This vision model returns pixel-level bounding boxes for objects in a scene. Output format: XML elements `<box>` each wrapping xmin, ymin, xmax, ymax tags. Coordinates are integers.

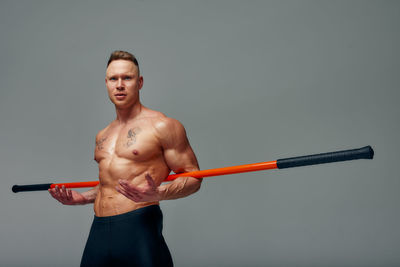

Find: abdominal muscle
<box><xmin>93</xmin><ymin>156</ymin><xmax>170</xmax><ymax>217</ymax></box>
<box><xmin>94</xmin><ymin>187</ymin><xmax>159</xmax><ymax>217</ymax></box>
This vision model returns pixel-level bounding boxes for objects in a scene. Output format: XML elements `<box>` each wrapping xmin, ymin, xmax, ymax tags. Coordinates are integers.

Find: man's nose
<box><xmin>116</xmin><ymin>78</ymin><xmax>124</xmax><ymax>89</ymax></box>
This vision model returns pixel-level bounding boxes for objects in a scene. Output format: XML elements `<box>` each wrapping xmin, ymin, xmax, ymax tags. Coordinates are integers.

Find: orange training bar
<box><xmin>12</xmin><ymin>146</ymin><xmax>374</xmax><ymax>193</ymax></box>
<box><xmin>49</xmin><ymin>160</ymin><xmax>277</xmax><ymax>188</ymax></box>
<box><xmin>164</xmin><ymin>160</ymin><xmax>277</xmax><ymax>181</ymax></box>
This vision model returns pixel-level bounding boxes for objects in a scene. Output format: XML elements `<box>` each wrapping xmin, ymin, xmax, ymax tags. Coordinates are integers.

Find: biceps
<box><xmin>164</xmin><ymin>146</ymin><xmax>199</xmax><ymax>173</ymax></box>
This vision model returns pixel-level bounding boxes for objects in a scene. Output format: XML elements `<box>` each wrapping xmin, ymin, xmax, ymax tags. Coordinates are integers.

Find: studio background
<box><xmin>1</xmin><ymin>1</ymin><xmax>399</xmax><ymax>266</ymax></box>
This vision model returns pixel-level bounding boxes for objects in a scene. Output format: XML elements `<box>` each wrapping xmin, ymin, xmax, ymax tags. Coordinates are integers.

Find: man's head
<box><xmin>105</xmin><ymin>51</ymin><xmax>143</xmax><ymax>109</ymax></box>
<box><xmin>107</xmin><ymin>50</ymin><xmax>140</xmax><ymax>75</ymax></box>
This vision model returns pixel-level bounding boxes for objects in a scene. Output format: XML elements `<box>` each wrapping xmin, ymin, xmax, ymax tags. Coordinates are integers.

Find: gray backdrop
<box><xmin>1</xmin><ymin>0</ymin><xmax>399</xmax><ymax>266</ymax></box>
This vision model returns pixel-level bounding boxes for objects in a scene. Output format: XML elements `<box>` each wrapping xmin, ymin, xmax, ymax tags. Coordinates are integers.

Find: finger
<box><xmin>67</xmin><ymin>189</ymin><xmax>73</xmax><ymax>201</ymax></box>
<box><xmin>49</xmin><ymin>189</ymin><xmax>61</xmax><ymax>200</ymax></box>
<box><xmin>118</xmin><ymin>189</ymin><xmax>141</xmax><ymax>202</ymax></box>
<box><xmin>118</xmin><ymin>180</ymin><xmax>132</xmax><ymax>190</ymax></box>
<box><xmin>145</xmin><ymin>173</ymin><xmax>156</xmax><ymax>188</ymax></box>
<box><xmin>61</xmin><ymin>186</ymin><xmax>68</xmax><ymax>199</ymax></box>
<box><xmin>118</xmin><ymin>180</ymin><xmax>132</xmax><ymax>192</ymax></box>
<box><xmin>118</xmin><ymin>180</ymin><xmax>143</xmax><ymax>194</ymax></box>
<box><xmin>118</xmin><ymin>179</ymin><xmax>126</xmax><ymax>184</ymax></box>
<box><xmin>117</xmin><ymin>180</ymin><xmax>129</xmax><ymax>190</ymax></box>
<box><xmin>116</xmin><ymin>185</ymin><xmax>141</xmax><ymax>201</ymax></box>
<box><xmin>122</xmin><ymin>186</ymin><xmax>142</xmax><ymax>202</ymax></box>
<box><xmin>116</xmin><ymin>185</ymin><xmax>129</xmax><ymax>195</ymax></box>
<box><xmin>55</xmin><ymin>186</ymin><xmax>61</xmax><ymax>197</ymax></box>
<box><xmin>59</xmin><ymin>186</ymin><xmax>67</xmax><ymax>201</ymax></box>
<box><xmin>48</xmin><ymin>189</ymin><xmax>57</xmax><ymax>198</ymax></box>
<box><xmin>49</xmin><ymin>187</ymin><xmax>65</xmax><ymax>203</ymax></box>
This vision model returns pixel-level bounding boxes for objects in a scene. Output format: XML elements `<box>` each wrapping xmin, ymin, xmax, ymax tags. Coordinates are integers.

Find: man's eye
<box><xmin>124</xmin><ymin>77</ymin><xmax>132</xmax><ymax>80</ymax></box>
<box><xmin>110</xmin><ymin>77</ymin><xmax>117</xmax><ymax>81</ymax></box>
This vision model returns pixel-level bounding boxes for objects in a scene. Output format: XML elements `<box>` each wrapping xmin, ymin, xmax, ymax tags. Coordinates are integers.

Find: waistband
<box><xmin>93</xmin><ymin>204</ymin><xmax>161</xmax><ymax>223</ymax></box>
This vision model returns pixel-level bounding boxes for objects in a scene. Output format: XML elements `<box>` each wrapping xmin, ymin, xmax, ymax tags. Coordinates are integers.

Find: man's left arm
<box><xmin>156</xmin><ymin>118</ymin><xmax>201</xmax><ymax>200</ymax></box>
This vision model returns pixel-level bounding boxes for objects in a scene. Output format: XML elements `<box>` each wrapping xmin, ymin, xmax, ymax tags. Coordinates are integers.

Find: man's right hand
<box><xmin>48</xmin><ymin>185</ymin><xmax>89</xmax><ymax>205</ymax></box>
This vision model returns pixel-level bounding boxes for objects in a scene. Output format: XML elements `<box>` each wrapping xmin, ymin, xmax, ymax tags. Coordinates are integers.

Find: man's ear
<box><xmin>138</xmin><ymin>76</ymin><xmax>144</xmax><ymax>90</ymax></box>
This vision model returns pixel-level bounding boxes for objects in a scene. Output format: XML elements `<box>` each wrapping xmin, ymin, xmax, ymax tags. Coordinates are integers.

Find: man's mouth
<box><xmin>115</xmin><ymin>93</ymin><xmax>127</xmax><ymax>100</ymax></box>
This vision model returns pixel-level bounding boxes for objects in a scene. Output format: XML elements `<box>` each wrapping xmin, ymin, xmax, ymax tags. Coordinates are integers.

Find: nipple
<box><xmin>132</xmin><ymin>149</ymin><xmax>139</xmax><ymax>155</ymax></box>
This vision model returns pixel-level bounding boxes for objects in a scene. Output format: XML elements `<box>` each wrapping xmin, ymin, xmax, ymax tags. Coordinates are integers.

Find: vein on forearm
<box><xmin>159</xmin><ymin>177</ymin><xmax>201</xmax><ymax>201</ymax></box>
<box><xmin>82</xmin><ymin>185</ymin><xmax>100</xmax><ymax>204</ymax></box>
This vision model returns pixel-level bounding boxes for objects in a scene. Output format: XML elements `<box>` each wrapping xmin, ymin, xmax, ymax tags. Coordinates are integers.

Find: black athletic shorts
<box><xmin>80</xmin><ymin>205</ymin><xmax>173</xmax><ymax>267</ymax></box>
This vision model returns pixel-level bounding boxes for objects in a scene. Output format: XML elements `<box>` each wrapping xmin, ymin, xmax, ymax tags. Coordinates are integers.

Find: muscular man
<box><xmin>48</xmin><ymin>51</ymin><xmax>202</xmax><ymax>266</ymax></box>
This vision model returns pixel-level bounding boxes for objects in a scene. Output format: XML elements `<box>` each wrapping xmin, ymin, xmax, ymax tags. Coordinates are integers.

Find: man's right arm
<box><xmin>49</xmin><ymin>185</ymin><xmax>99</xmax><ymax>205</ymax></box>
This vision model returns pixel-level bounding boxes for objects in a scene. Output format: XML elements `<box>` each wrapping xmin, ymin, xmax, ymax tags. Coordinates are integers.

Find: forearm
<box><xmin>158</xmin><ymin>177</ymin><xmax>202</xmax><ymax>201</ymax></box>
<box><xmin>80</xmin><ymin>185</ymin><xmax>100</xmax><ymax>204</ymax></box>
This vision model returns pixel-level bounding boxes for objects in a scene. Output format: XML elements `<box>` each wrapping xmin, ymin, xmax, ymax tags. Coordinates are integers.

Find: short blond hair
<box><xmin>107</xmin><ymin>50</ymin><xmax>140</xmax><ymax>73</ymax></box>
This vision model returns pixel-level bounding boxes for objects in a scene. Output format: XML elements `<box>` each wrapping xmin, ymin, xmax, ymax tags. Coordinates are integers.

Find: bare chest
<box><xmin>95</xmin><ymin>125</ymin><xmax>161</xmax><ymax>163</ymax></box>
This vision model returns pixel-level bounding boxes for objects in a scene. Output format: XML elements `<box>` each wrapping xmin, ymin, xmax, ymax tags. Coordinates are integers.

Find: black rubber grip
<box><xmin>276</xmin><ymin>146</ymin><xmax>374</xmax><ymax>169</ymax></box>
<box><xmin>12</xmin><ymin>183</ymin><xmax>52</xmax><ymax>193</ymax></box>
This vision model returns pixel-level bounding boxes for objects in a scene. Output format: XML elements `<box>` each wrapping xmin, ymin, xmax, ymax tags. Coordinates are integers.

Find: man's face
<box><xmin>105</xmin><ymin>60</ymin><xmax>143</xmax><ymax>109</ymax></box>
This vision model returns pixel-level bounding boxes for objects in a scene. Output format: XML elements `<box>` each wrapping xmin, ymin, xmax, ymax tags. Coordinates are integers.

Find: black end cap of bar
<box><xmin>364</xmin><ymin>145</ymin><xmax>374</xmax><ymax>159</ymax></box>
<box><xmin>11</xmin><ymin>183</ymin><xmax>52</xmax><ymax>193</ymax></box>
<box><xmin>276</xmin><ymin>145</ymin><xmax>374</xmax><ymax>169</ymax></box>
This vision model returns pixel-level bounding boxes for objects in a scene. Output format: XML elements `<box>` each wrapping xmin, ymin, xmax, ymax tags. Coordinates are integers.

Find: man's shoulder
<box><xmin>142</xmin><ymin>109</ymin><xmax>167</xmax><ymax>122</ymax></box>
<box><xmin>95</xmin><ymin>122</ymin><xmax>114</xmax><ymax>140</ymax></box>
<box><xmin>153</xmin><ymin>116</ymin><xmax>184</xmax><ymax>133</ymax></box>
<box><xmin>152</xmin><ymin>116</ymin><xmax>187</xmax><ymax>148</ymax></box>
<box><xmin>141</xmin><ymin>107</ymin><xmax>184</xmax><ymax>131</ymax></box>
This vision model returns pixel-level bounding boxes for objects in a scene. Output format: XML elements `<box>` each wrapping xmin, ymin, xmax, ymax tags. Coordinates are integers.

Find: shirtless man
<box><xmin>48</xmin><ymin>51</ymin><xmax>202</xmax><ymax>266</ymax></box>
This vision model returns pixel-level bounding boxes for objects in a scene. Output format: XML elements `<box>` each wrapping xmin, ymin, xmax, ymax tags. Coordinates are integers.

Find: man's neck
<box><xmin>115</xmin><ymin>102</ymin><xmax>143</xmax><ymax>124</ymax></box>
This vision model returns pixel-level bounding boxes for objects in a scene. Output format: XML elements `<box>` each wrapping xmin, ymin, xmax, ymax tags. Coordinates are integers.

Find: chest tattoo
<box><xmin>126</xmin><ymin>127</ymin><xmax>142</xmax><ymax>147</ymax></box>
<box><xmin>96</xmin><ymin>136</ymin><xmax>108</xmax><ymax>150</ymax></box>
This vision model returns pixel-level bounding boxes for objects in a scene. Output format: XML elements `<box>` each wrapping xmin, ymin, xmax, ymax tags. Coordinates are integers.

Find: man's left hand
<box><xmin>116</xmin><ymin>173</ymin><xmax>161</xmax><ymax>202</ymax></box>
